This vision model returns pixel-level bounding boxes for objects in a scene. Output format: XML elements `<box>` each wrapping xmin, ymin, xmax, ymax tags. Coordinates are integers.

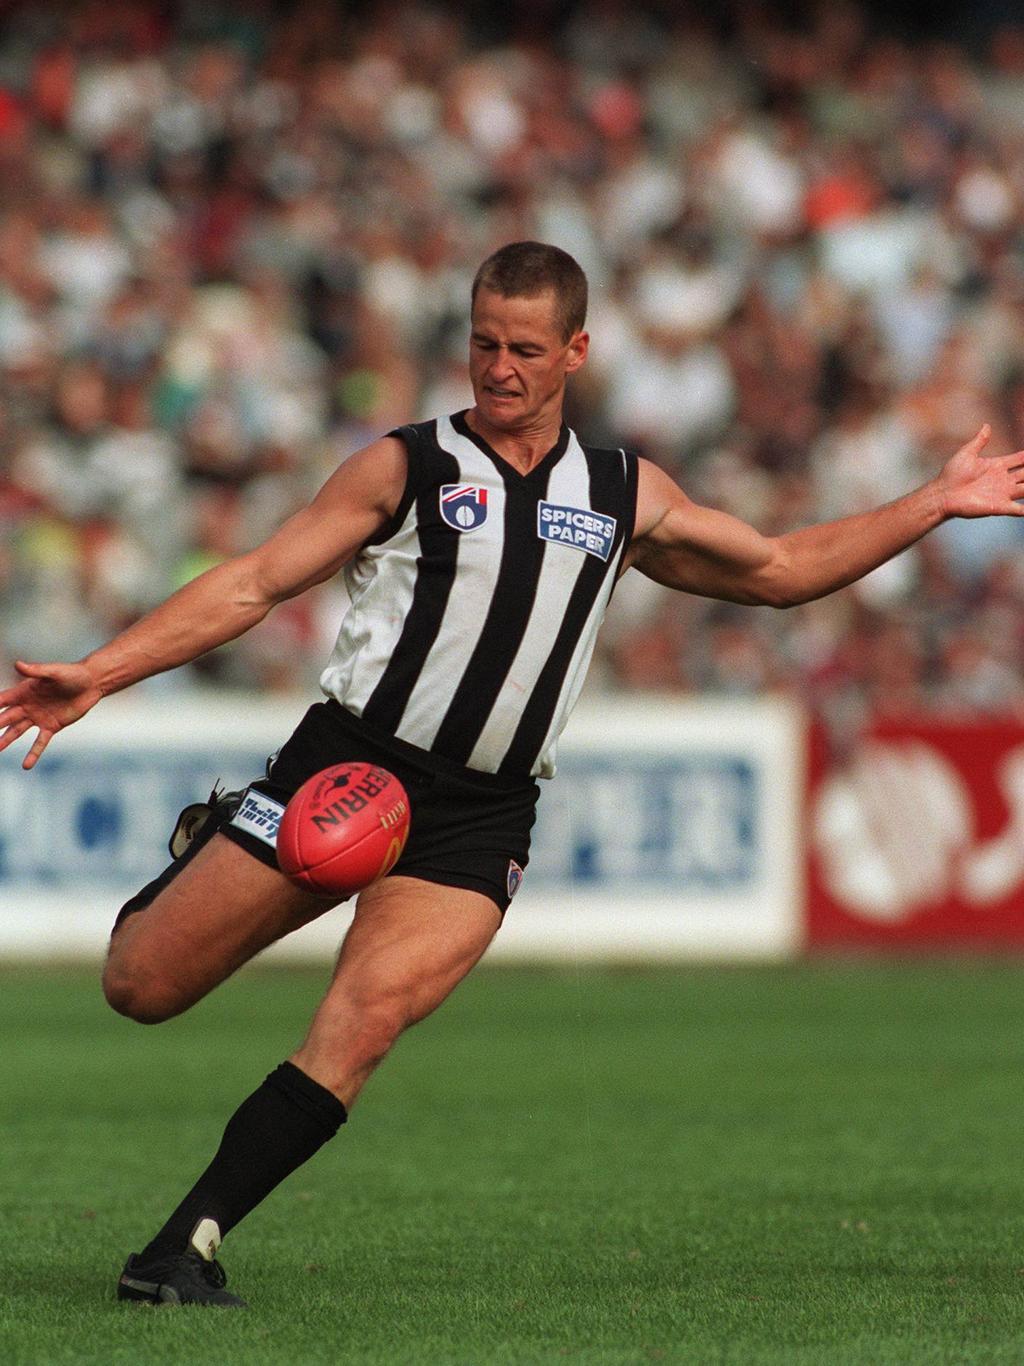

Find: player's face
<box><xmin>469</xmin><ymin>287</ymin><xmax>588</xmax><ymax>431</ymax></box>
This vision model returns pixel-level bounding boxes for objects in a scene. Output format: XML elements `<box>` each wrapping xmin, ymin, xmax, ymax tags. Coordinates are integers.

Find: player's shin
<box><xmin>133</xmin><ymin>1061</ymin><xmax>346</xmax><ymax>1264</ymax></box>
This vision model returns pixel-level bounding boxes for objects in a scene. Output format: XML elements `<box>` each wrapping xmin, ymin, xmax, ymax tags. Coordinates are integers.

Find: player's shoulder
<box><xmin>569</xmin><ymin>430</ymin><xmax>641</xmax><ymax>478</ymax></box>
<box><xmin>630</xmin><ymin>457</ymin><xmax>695</xmax><ymax>542</ymax></box>
<box><xmin>570</xmin><ymin>427</ymin><xmax>635</xmax><ymax>459</ymax></box>
<box><xmin>387</xmin><ymin>416</ymin><xmax>443</xmax><ymax>451</ymax></box>
<box><xmin>388</xmin><ymin>417</ymin><xmax>437</xmax><ymax>439</ymax></box>
<box><xmin>575</xmin><ymin>441</ymin><xmax>635</xmax><ymax>462</ymax></box>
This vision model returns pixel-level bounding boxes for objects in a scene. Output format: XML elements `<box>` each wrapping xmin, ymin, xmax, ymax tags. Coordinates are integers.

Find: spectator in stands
<box><xmin>1</xmin><ymin>0</ymin><xmax>1024</xmax><ymax>716</ymax></box>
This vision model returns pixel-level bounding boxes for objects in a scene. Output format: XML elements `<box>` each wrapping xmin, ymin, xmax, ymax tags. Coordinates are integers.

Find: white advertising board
<box><xmin>0</xmin><ymin>694</ymin><xmax>804</xmax><ymax>962</ymax></box>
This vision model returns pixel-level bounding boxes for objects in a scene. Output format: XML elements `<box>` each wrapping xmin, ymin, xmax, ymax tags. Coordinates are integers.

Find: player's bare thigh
<box><xmin>291</xmin><ymin>875</ymin><xmax>502</xmax><ymax>1105</ymax></box>
<box><xmin>103</xmin><ymin>832</ymin><xmax>334</xmax><ymax>1023</ymax></box>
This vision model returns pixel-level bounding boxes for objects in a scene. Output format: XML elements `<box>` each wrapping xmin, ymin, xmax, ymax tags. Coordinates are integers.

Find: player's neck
<box><xmin>464</xmin><ymin>407</ymin><xmax>565</xmax><ymax>474</ymax></box>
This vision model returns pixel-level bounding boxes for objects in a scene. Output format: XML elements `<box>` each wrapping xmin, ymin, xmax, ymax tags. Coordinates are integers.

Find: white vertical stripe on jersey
<box><xmin>465</xmin><ymin>433</ymin><xmax>591</xmax><ymax>772</ymax></box>
<box><xmin>392</xmin><ymin>414</ymin><xmax>507</xmax><ymax>750</ymax></box>
<box><xmin>318</xmin><ymin>498</ymin><xmax>421</xmax><ymax>712</ymax></box>
<box><xmin>530</xmin><ymin>546</ymin><xmax>622</xmax><ymax>777</ymax></box>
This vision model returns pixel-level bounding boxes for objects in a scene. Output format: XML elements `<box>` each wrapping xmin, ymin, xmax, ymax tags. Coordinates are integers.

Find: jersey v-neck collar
<box><xmin>451</xmin><ymin>409</ymin><xmax>570</xmax><ymax>484</ymax></box>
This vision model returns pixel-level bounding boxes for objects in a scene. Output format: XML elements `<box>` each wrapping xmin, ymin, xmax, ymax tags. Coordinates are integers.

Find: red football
<box><xmin>277</xmin><ymin>762</ymin><xmax>410</xmax><ymax>897</ymax></box>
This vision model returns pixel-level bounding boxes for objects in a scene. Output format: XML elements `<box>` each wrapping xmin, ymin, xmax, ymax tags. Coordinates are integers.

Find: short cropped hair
<box><xmin>471</xmin><ymin>241</ymin><xmax>588</xmax><ymax>341</ymax></box>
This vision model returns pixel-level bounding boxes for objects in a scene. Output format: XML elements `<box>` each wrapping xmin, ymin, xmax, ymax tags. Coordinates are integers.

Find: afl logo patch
<box><xmin>507</xmin><ymin>859</ymin><xmax>524</xmax><ymax>899</ymax></box>
<box><xmin>440</xmin><ymin>484</ymin><xmax>488</xmax><ymax>532</ymax></box>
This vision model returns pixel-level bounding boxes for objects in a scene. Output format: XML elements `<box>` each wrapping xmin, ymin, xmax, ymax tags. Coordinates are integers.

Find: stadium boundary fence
<box><xmin>0</xmin><ymin>694</ymin><xmax>804</xmax><ymax>962</ymax></box>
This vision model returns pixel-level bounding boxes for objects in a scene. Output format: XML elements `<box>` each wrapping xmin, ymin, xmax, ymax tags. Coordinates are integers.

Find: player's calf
<box><xmin>291</xmin><ymin>993</ymin><xmax>410</xmax><ymax>1103</ymax></box>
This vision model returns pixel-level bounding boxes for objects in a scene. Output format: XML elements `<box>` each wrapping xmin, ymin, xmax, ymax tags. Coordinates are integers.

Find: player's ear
<box><xmin>565</xmin><ymin>330</ymin><xmax>589</xmax><ymax>374</ymax></box>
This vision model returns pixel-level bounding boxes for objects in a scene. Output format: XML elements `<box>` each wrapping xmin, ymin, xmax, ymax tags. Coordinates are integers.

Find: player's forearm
<box><xmin>766</xmin><ymin>481</ymin><xmax>945</xmax><ymax>606</ymax></box>
<box><xmin>82</xmin><ymin>556</ymin><xmax>274</xmax><ymax>696</ymax></box>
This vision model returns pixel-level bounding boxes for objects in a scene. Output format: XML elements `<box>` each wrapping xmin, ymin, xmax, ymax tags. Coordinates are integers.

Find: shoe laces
<box><xmin>209</xmin><ymin>784</ymin><xmax>244</xmax><ymax>820</ymax></box>
<box><xmin>180</xmin><ymin>1249</ymin><xmax>229</xmax><ymax>1291</ymax></box>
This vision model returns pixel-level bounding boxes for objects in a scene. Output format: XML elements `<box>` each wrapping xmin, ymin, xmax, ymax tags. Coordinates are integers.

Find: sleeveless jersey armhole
<box><xmin>363</xmin><ymin>424</ymin><xmax>422</xmax><ymax>547</ymax></box>
<box><xmin>617</xmin><ymin>448</ymin><xmax>640</xmax><ymax>574</ymax></box>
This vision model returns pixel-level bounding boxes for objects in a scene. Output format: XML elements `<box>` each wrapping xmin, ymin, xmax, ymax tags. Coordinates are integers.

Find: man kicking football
<box><xmin>1</xmin><ymin>241</ymin><xmax>1022</xmax><ymax>1306</ymax></box>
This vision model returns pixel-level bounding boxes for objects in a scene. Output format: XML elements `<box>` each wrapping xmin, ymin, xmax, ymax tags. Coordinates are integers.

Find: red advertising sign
<box><xmin>806</xmin><ymin>719</ymin><xmax>1024</xmax><ymax>948</ymax></box>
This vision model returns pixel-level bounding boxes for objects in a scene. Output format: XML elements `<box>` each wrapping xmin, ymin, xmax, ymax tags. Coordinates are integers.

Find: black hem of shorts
<box><xmin>219</xmin><ymin>819</ymin><xmax>282</xmax><ymax>871</ymax></box>
<box><xmin>222</xmin><ymin>819</ymin><xmax>511</xmax><ymax>912</ymax></box>
<box><xmin>392</xmin><ymin>867</ymin><xmax>513</xmax><ymax>914</ymax></box>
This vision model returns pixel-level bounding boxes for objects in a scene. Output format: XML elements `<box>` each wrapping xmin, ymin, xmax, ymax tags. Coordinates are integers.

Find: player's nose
<box><xmin>487</xmin><ymin>347</ymin><xmax>515</xmax><ymax>378</ymax></box>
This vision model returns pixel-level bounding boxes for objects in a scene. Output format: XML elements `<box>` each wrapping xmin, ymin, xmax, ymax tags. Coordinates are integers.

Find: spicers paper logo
<box><xmin>538</xmin><ymin>502</ymin><xmax>617</xmax><ymax>561</ymax></box>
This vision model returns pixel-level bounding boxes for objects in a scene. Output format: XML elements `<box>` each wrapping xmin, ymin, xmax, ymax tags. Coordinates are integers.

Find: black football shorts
<box><xmin>188</xmin><ymin>700</ymin><xmax>538</xmax><ymax>916</ymax></box>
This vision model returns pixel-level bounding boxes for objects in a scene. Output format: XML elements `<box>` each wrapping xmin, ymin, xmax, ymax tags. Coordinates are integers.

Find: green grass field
<box><xmin>4</xmin><ymin>960</ymin><xmax>1024</xmax><ymax>1364</ymax></box>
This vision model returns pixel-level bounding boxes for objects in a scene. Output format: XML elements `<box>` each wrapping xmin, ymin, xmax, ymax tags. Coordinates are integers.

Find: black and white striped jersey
<box><xmin>319</xmin><ymin>410</ymin><xmax>638</xmax><ymax>779</ymax></box>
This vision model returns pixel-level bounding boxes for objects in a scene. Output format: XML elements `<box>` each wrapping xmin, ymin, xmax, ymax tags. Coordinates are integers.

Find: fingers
<box><xmin>962</xmin><ymin>424</ymin><xmax>991</xmax><ymax>456</ymax></box>
<box><xmin>0</xmin><ymin>663</ymin><xmax>49</xmax><ymax>707</ymax></box>
<box><xmin>0</xmin><ymin>717</ymin><xmax>29</xmax><ymax>755</ymax></box>
<box><xmin>0</xmin><ymin>712</ymin><xmax>55</xmax><ymax>768</ymax></box>
<box><xmin>0</xmin><ymin>718</ymin><xmax>50</xmax><ymax>772</ymax></box>
<box><xmin>23</xmin><ymin>729</ymin><xmax>53</xmax><ymax>770</ymax></box>
<box><xmin>14</xmin><ymin>659</ymin><xmax>59</xmax><ymax>680</ymax></box>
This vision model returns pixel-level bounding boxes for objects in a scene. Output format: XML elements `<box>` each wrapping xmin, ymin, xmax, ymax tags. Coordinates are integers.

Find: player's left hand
<box><xmin>936</xmin><ymin>425</ymin><xmax>1024</xmax><ymax>519</ymax></box>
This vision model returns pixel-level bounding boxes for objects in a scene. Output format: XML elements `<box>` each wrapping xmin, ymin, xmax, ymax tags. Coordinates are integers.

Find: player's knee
<box><xmin>101</xmin><ymin>957</ymin><xmax>184</xmax><ymax>1025</ymax></box>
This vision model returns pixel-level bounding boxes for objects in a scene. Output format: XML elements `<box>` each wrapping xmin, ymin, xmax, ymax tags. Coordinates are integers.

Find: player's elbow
<box><xmin>742</xmin><ymin>569</ymin><xmax>801</xmax><ymax>609</ymax></box>
<box><xmin>747</xmin><ymin>549</ymin><xmax>804</xmax><ymax>609</ymax></box>
<box><xmin>232</xmin><ymin>553</ymin><xmax>283</xmax><ymax>614</ymax></box>
<box><xmin>761</xmin><ymin>585</ymin><xmax>802</xmax><ymax>610</ymax></box>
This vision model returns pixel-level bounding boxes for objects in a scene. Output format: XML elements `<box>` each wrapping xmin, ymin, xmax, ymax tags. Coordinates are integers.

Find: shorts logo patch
<box><xmin>440</xmin><ymin>484</ymin><xmax>488</xmax><ymax>532</ymax></box>
<box><xmin>537</xmin><ymin>502</ymin><xmax>616</xmax><ymax>560</ymax></box>
<box><xmin>507</xmin><ymin>859</ymin><xmax>524</xmax><ymax>900</ymax></box>
<box><xmin>229</xmin><ymin>790</ymin><xmax>286</xmax><ymax>848</ymax></box>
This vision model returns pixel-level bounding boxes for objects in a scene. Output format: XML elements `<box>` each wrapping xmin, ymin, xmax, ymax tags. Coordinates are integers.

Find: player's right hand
<box><xmin>0</xmin><ymin>660</ymin><xmax>103</xmax><ymax>770</ymax></box>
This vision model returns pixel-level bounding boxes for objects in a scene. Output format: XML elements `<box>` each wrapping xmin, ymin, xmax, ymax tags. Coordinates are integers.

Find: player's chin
<box><xmin>480</xmin><ymin>392</ymin><xmax>527</xmax><ymax>425</ymax></box>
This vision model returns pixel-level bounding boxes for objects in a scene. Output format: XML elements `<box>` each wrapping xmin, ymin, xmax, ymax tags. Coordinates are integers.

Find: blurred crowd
<box><xmin>2</xmin><ymin>0</ymin><xmax>1024</xmax><ymax>718</ymax></box>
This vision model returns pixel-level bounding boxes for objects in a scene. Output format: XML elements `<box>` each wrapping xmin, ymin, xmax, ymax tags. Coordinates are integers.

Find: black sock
<box><xmin>139</xmin><ymin>1061</ymin><xmax>346</xmax><ymax>1262</ymax></box>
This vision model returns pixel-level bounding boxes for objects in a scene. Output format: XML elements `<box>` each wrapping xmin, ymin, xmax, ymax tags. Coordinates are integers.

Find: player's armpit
<box><xmin>250</xmin><ymin>436</ymin><xmax>408</xmax><ymax>604</ymax></box>
<box><xmin>626</xmin><ymin>459</ymin><xmax>783</xmax><ymax>605</ymax></box>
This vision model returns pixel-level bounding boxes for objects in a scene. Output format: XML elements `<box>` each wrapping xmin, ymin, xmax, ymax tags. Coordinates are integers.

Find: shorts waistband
<box><xmin>323</xmin><ymin>701</ymin><xmax>538</xmax><ymax>794</ymax></box>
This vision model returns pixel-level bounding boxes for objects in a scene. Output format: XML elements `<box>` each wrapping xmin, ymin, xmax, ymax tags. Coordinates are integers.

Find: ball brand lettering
<box><xmin>310</xmin><ymin>767</ymin><xmax>393</xmax><ymax>831</ymax></box>
<box><xmin>537</xmin><ymin>502</ymin><xmax>616</xmax><ymax>561</ymax></box>
<box><xmin>312</xmin><ymin>793</ymin><xmax>365</xmax><ymax>830</ymax></box>
<box><xmin>378</xmin><ymin>800</ymin><xmax>408</xmax><ymax>830</ymax></box>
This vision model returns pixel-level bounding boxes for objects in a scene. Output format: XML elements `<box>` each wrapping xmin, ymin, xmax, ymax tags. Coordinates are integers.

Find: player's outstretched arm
<box><xmin>628</xmin><ymin>425</ymin><xmax>1024</xmax><ymax>607</ymax></box>
<box><xmin>0</xmin><ymin>436</ymin><xmax>407</xmax><ymax>769</ymax></box>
